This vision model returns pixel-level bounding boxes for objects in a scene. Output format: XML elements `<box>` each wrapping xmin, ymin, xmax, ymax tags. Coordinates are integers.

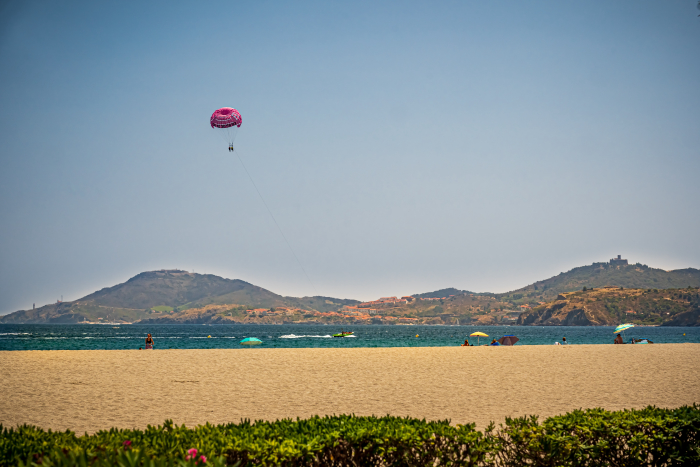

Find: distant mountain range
<box><xmin>412</xmin><ymin>288</ymin><xmax>472</xmax><ymax>299</ymax></box>
<box><xmin>2</xmin><ymin>258</ymin><xmax>699</xmax><ymax>325</ymax></box>
<box><xmin>0</xmin><ymin>270</ymin><xmax>359</xmax><ymax>324</ymax></box>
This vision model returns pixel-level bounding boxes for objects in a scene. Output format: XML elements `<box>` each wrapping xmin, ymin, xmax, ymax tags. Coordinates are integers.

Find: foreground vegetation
<box><xmin>2</xmin><ymin>406</ymin><xmax>699</xmax><ymax>466</ymax></box>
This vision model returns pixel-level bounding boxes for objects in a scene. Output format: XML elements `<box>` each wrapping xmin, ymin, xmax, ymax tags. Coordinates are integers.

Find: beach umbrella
<box><xmin>498</xmin><ymin>335</ymin><xmax>519</xmax><ymax>346</ymax></box>
<box><xmin>613</xmin><ymin>324</ymin><xmax>634</xmax><ymax>333</ymax></box>
<box><xmin>613</xmin><ymin>323</ymin><xmax>634</xmax><ymax>342</ymax></box>
<box><xmin>240</xmin><ymin>337</ymin><xmax>262</xmax><ymax>346</ymax></box>
<box><xmin>470</xmin><ymin>331</ymin><xmax>488</xmax><ymax>345</ymax></box>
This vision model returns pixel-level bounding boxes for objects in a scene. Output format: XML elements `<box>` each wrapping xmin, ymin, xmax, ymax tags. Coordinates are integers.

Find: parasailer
<box><xmin>210</xmin><ymin>107</ymin><xmax>242</xmax><ymax>151</ymax></box>
<box><xmin>211</xmin><ymin>105</ymin><xmax>319</xmax><ymax>297</ymax></box>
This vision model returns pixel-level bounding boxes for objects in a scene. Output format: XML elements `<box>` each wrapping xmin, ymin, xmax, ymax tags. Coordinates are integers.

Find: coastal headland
<box><xmin>3</xmin><ymin>258</ymin><xmax>700</xmax><ymax>326</ymax></box>
<box><xmin>2</xmin><ymin>344</ymin><xmax>698</xmax><ymax>433</ymax></box>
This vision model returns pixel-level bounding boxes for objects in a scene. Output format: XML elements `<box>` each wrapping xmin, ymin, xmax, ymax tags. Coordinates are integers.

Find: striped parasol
<box><xmin>613</xmin><ymin>323</ymin><xmax>634</xmax><ymax>333</ymax></box>
<box><xmin>613</xmin><ymin>323</ymin><xmax>634</xmax><ymax>343</ymax></box>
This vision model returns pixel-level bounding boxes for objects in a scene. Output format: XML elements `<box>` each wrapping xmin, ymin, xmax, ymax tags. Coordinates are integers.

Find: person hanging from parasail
<box><xmin>210</xmin><ymin>107</ymin><xmax>242</xmax><ymax>152</ymax></box>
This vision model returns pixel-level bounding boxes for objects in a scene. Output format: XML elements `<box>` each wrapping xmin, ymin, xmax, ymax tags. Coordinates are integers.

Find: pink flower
<box><xmin>186</xmin><ymin>448</ymin><xmax>198</xmax><ymax>461</ymax></box>
<box><xmin>123</xmin><ymin>440</ymin><xmax>131</xmax><ymax>447</ymax></box>
<box><xmin>199</xmin><ymin>455</ymin><xmax>207</xmax><ymax>464</ymax></box>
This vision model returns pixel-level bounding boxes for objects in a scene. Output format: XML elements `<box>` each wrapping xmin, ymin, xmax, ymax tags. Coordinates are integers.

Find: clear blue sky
<box><xmin>1</xmin><ymin>0</ymin><xmax>699</xmax><ymax>313</ymax></box>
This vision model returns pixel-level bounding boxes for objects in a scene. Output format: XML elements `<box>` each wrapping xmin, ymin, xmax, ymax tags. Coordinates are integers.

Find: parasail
<box><xmin>211</xmin><ymin>107</ymin><xmax>242</xmax><ymax>151</ymax></box>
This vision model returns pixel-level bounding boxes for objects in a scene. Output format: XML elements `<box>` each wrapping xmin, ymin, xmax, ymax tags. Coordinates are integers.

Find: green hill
<box><xmin>0</xmin><ymin>270</ymin><xmax>359</xmax><ymax>324</ymax></box>
<box><xmin>498</xmin><ymin>262</ymin><xmax>700</xmax><ymax>305</ymax></box>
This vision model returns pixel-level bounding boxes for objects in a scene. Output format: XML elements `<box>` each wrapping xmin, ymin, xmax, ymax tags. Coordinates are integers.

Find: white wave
<box><xmin>279</xmin><ymin>334</ymin><xmax>332</xmax><ymax>339</ymax></box>
<box><xmin>0</xmin><ymin>332</ymin><xmax>31</xmax><ymax>335</ymax></box>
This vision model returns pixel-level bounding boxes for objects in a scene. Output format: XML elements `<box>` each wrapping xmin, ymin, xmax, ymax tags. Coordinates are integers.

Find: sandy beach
<box><xmin>1</xmin><ymin>344</ymin><xmax>699</xmax><ymax>433</ymax></box>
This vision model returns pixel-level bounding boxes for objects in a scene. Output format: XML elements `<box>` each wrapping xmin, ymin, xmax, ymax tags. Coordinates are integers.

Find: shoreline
<box><xmin>2</xmin><ymin>344</ymin><xmax>699</xmax><ymax>433</ymax></box>
<box><xmin>0</xmin><ymin>320</ymin><xmax>686</xmax><ymax>327</ymax></box>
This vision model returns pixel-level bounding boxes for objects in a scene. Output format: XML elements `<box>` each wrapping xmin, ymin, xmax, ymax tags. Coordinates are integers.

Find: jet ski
<box><xmin>333</xmin><ymin>331</ymin><xmax>354</xmax><ymax>338</ymax></box>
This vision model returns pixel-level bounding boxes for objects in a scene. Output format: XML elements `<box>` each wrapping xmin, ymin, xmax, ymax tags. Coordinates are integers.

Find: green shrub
<box><xmin>2</xmin><ymin>407</ymin><xmax>699</xmax><ymax>466</ymax></box>
<box><xmin>1</xmin><ymin>416</ymin><xmax>492</xmax><ymax>467</ymax></box>
<box><xmin>491</xmin><ymin>406</ymin><xmax>700</xmax><ymax>466</ymax></box>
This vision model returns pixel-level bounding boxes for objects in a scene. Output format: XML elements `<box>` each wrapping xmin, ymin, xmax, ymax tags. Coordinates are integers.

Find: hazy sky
<box><xmin>1</xmin><ymin>0</ymin><xmax>699</xmax><ymax>313</ymax></box>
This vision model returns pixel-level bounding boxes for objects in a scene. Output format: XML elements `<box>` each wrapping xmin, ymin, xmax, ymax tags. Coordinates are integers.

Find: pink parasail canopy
<box><xmin>210</xmin><ymin>107</ymin><xmax>242</xmax><ymax>128</ymax></box>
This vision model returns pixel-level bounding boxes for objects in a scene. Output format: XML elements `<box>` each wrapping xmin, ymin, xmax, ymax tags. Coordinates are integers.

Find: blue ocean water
<box><xmin>0</xmin><ymin>324</ymin><xmax>698</xmax><ymax>350</ymax></box>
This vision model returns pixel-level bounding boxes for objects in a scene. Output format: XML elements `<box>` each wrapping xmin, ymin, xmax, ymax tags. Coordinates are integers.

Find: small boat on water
<box><xmin>333</xmin><ymin>331</ymin><xmax>354</xmax><ymax>338</ymax></box>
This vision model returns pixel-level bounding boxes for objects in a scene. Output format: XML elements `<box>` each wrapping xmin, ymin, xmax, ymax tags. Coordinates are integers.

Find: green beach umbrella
<box><xmin>240</xmin><ymin>337</ymin><xmax>262</xmax><ymax>346</ymax></box>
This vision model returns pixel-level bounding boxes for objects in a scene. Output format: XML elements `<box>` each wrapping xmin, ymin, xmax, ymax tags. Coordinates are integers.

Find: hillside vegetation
<box><xmin>0</xmin><ymin>270</ymin><xmax>359</xmax><ymax>324</ymax></box>
<box><xmin>497</xmin><ymin>262</ymin><xmax>700</xmax><ymax>306</ymax></box>
<box><xmin>518</xmin><ymin>286</ymin><xmax>700</xmax><ymax>326</ymax></box>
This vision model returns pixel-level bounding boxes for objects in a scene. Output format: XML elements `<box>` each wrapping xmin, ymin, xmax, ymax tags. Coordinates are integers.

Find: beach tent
<box><xmin>613</xmin><ymin>323</ymin><xmax>634</xmax><ymax>342</ymax></box>
<box><xmin>498</xmin><ymin>335</ymin><xmax>519</xmax><ymax>346</ymax></box>
<box><xmin>240</xmin><ymin>337</ymin><xmax>262</xmax><ymax>346</ymax></box>
<box><xmin>470</xmin><ymin>332</ymin><xmax>488</xmax><ymax>345</ymax></box>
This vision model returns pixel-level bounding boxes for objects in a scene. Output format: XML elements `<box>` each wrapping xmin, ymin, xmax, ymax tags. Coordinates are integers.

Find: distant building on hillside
<box><xmin>610</xmin><ymin>255</ymin><xmax>628</xmax><ymax>266</ymax></box>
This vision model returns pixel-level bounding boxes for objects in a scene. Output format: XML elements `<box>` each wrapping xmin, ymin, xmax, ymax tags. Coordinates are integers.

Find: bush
<box><xmin>0</xmin><ymin>416</ymin><xmax>493</xmax><ymax>467</ymax></box>
<box><xmin>491</xmin><ymin>406</ymin><xmax>700</xmax><ymax>466</ymax></box>
<box><xmin>2</xmin><ymin>407</ymin><xmax>699</xmax><ymax>466</ymax></box>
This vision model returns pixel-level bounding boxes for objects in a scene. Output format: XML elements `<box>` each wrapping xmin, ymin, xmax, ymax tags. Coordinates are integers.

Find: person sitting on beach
<box><xmin>614</xmin><ymin>333</ymin><xmax>624</xmax><ymax>344</ymax></box>
<box><xmin>461</xmin><ymin>339</ymin><xmax>470</xmax><ymax>346</ymax></box>
<box><xmin>489</xmin><ymin>338</ymin><xmax>500</xmax><ymax>346</ymax></box>
<box><xmin>562</xmin><ymin>337</ymin><xmax>568</xmax><ymax>345</ymax></box>
<box><xmin>145</xmin><ymin>333</ymin><xmax>154</xmax><ymax>349</ymax></box>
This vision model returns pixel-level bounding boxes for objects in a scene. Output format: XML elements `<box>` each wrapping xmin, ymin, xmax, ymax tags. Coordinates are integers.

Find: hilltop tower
<box><xmin>610</xmin><ymin>255</ymin><xmax>628</xmax><ymax>266</ymax></box>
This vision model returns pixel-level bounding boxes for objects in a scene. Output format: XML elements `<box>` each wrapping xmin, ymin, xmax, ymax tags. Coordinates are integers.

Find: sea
<box><xmin>0</xmin><ymin>324</ymin><xmax>698</xmax><ymax>350</ymax></box>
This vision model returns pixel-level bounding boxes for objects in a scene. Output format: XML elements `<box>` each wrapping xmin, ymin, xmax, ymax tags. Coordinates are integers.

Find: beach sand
<box><xmin>1</xmin><ymin>344</ymin><xmax>699</xmax><ymax>433</ymax></box>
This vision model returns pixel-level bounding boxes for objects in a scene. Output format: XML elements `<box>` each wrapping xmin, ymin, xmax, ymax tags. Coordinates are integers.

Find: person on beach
<box><xmin>145</xmin><ymin>334</ymin><xmax>154</xmax><ymax>349</ymax></box>
<box><xmin>461</xmin><ymin>339</ymin><xmax>470</xmax><ymax>346</ymax></box>
<box><xmin>614</xmin><ymin>333</ymin><xmax>624</xmax><ymax>344</ymax></box>
<box><xmin>562</xmin><ymin>337</ymin><xmax>568</xmax><ymax>345</ymax></box>
<box><xmin>489</xmin><ymin>338</ymin><xmax>500</xmax><ymax>346</ymax></box>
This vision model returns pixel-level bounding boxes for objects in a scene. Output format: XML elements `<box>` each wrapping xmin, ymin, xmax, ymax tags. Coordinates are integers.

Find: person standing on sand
<box><xmin>614</xmin><ymin>333</ymin><xmax>624</xmax><ymax>344</ymax></box>
<box><xmin>145</xmin><ymin>333</ymin><xmax>154</xmax><ymax>349</ymax></box>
